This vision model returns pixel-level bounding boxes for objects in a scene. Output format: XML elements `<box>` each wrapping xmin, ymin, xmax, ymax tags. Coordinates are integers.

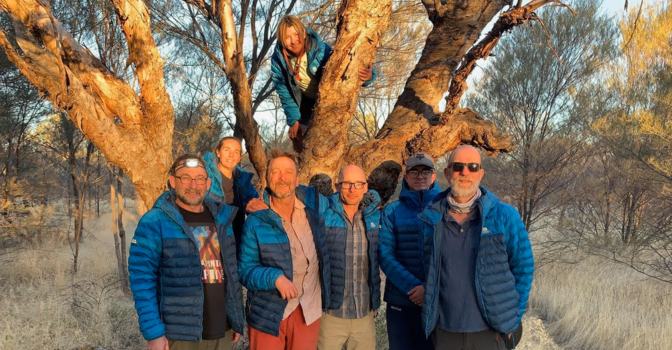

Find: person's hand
<box><xmin>289</xmin><ymin>121</ymin><xmax>301</xmax><ymax>139</ymax></box>
<box><xmin>508</xmin><ymin>333</ymin><xmax>512</xmax><ymax>339</ymax></box>
<box><xmin>408</xmin><ymin>285</ymin><xmax>425</xmax><ymax>306</ymax></box>
<box><xmin>232</xmin><ymin>331</ymin><xmax>241</xmax><ymax>343</ymax></box>
<box><xmin>246</xmin><ymin>198</ymin><xmax>269</xmax><ymax>213</ymax></box>
<box><xmin>274</xmin><ymin>275</ymin><xmax>298</xmax><ymax>300</ymax></box>
<box><xmin>147</xmin><ymin>336</ymin><xmax>169</xmax><ymax>350</ymax></box>
<box><xmin>359</xmin><ymin>64</ymin><xmax>373</xmax><ymax>82</ymax></box>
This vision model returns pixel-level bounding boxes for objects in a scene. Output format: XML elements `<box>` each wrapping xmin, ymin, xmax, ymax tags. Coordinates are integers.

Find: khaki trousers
<box><xmin>317</xmin><ymin>312</ymin><xmax>376</xmax><ymax>350</ymax></box>
<box><xmin>169</xmin><ymin>330</ymin><xmax>233</xmax><ymax>350</ymax></box>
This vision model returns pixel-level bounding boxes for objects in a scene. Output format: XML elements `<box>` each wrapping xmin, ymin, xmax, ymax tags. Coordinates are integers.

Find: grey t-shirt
<box><xmin>221</xmin><ymin>173</ymin><xmax>235</xmax><ymax>206</ymax></box>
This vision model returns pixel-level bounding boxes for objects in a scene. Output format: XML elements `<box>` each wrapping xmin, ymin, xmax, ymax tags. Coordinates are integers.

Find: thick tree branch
<box><xmin>300</xmin><ymin>0</ymin><xmax>393</xmax><ymax>181</ymax></box>
<box><xmin>111</xmin><ymin>0</ymin><xmax>174</xmax><ymax>138</ymax></box>
<box><xmin>406</xmin><ymin>108</ymin><xmax>514</xmax><ymax>159</ymax></box>
<box><xmin>1</xmin><ymin>0</ymin><xmax>144</xmax><ymax>129</ymax></box>
<box><xmin>443</xmin><ymin>0</ymin><xmax>575</xmax><ymax>119</ymax></box>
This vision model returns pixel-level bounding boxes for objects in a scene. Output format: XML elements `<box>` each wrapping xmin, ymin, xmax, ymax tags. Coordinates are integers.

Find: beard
<box><xmin>270</xmin><ymin>181</ymin><xmax>295</xmax><ymax>199</ymax></box>
<box><xmin>449</xmin><ymin>176</ymin><xmax>480</xmax><ymax>199</ymax></box>
<box><xmin>176</xmin><ymin>189</ymin><xmax>205</xmax><ymax>207</ymax></box>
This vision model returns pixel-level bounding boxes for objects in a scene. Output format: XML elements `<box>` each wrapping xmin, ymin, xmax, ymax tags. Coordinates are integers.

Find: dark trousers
<box><xmin>290</xmin><ymin>97</ymin><xmax>316</xmax><ymax>153</ymax></box>
<box><xmin>431</xmin><ymin>328</ymin><xmax>506</xmax><ymax>350</ymax></box>
<box><xmin>386</xmin><ymin>303</ymin><xmax>434</xmax><ymax>350</ymax></box>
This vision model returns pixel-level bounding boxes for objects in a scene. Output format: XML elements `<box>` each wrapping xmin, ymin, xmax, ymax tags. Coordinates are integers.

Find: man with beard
<box><xmin>318</xmin><ymin>165</ymin><xmax>381</xmax><ymax>350</ymax></box>
<box><xmin>238</xmin><ymin>148</ymin><xmax>331</xmax><ymax>350</ymax></box>
<box><xmin>129</xmin><ymin>154</ymin><xmax>245</xmax><ymax>350</ymax></box>
<box><xmin>419</xmin><ymin>145</ymin><xmax>534</xmax><ymax>350</ymax></box>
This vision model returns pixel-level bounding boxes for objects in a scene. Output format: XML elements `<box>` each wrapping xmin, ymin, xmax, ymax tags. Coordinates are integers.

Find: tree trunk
<box><xmin>0</xmin><ymin>0</ymin><xmax>174</xmax><ymax>209</ymax></box>
<box><xmin>301</xmin><ymin>0</ymin><xmax>516</xmax><ymax>199</ymax></box>
<box><xmin>110</xmin><ymin>180</ymin><xmax>123</xmax><ymax>285</ymax></box>
<box><xmin>116</xmin><ymin>167</ymin><xmax>129</xmax><ymax>291</ymax></box>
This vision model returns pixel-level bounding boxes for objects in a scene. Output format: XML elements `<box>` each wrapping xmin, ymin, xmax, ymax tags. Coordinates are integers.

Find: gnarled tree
<box><xmin>0</xmin><ymin>0</ymin><xmax>571</xmax><ymax>206</ymax></box>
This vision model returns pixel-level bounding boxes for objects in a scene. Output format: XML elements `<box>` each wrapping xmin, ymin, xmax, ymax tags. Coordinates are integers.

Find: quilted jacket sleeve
<box><xmin>504</xmin><ymin>206</ymin><xmax>534</xmax><ymax>326</ymax></box>
<box><xmin>240</xmin><ymin>179</ymin><xmax>260</xmax><ymax>213</ymax></box>
<box><xmin>378</xmin><ymin>204</ymin><xmax>423</xmax><ymax>294</ymax></box>
<box><xmin>238</xmin><ymin>217</ymin><xmax>285</xmax><ymax>291</ymax></box>
<box><xmin>270</xmin><ymin>55</ymin><xmax>301</xmax><ymax>127</ymax></box>
<box><xmin>128</xmin><ymin>212</ymin><xmax>165</xmax><ymax>341</ymax></box>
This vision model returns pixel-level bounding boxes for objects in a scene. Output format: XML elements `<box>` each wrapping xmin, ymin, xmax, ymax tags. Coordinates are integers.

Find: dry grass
<box><xmin>0</xmin><ymin>208</ymin><xmax>143</xmax><ymax>350</ymax></box>
<box><xmin>3</xmin><ymin>204</ymin><xmax>671</xmax><ymax>350</ymax></box>
<box><xmin>530</xmin><ymin>254</ymin><xmax>672</xmax><ymax>350</ymax></box>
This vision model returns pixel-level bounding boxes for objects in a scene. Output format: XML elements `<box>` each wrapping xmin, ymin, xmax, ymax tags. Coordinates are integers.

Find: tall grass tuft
<box><xmin>530</xmin><ymin>256</ymin><xmax>672</xmax><ymax>350</ymax></box>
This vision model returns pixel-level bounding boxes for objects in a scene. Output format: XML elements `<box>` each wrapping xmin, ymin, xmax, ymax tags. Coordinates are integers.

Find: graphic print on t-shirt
<box><xmin>193</xmin><ymin>226</ymin><xmax>224</xmax><ymax>284</ymax></box>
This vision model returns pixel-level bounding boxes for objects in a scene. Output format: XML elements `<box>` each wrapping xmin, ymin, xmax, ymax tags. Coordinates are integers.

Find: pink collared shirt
<box><xmin>271</xmin><ymin>197</ymin><xmax>322</xmax><ymax>325</ymax></box>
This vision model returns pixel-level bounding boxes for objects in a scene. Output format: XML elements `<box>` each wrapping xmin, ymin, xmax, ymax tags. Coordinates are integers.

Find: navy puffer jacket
<box><xmin>325</xmin><ymin>190</ymin><xmax>382</xmax><ymax>311</ymax></box>
<box><xmin>128</xmin><ymin>191</ymin><xmax>245</xmax><ymax>341</ymax></box>
<box><xmin>420</xmin><ymin>187</ymin><xmax>534</xmax><ymax>337</ymax></box>
<box><xmin>379</xmin><ymin>180</ymin><xmax>441</xmax><ymax>307</ymax></box>
<box><xmin>238</xmin><ymin>186</ymin><xmax>331</xmax><ymax>336</ymax></box>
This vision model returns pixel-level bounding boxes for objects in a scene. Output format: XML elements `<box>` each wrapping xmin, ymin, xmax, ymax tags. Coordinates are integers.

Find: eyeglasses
<box><xmin>406</xmin><ymin>169</ymin><xmax>434</xmax><ymax>179</ymax></box>
<box><xmin>175</xmin><ymin>175</ymin><xmax>208</xmax><ymax>185</ymax></box>
<box><xmin>338</xmin><ymin>181</ymin><xmax>366</xmax><ymax>190</ymax></box>
<box><xmin>449</xmin><ymin>162</ymin><xmax>481</xmax><ymax>173</ymax></box>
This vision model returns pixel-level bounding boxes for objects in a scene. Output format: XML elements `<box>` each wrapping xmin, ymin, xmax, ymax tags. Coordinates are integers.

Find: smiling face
<box><xmin>169</xmin><ymin>166</ymin><xmax>211</xmax><ymax>209</ymax></box>
<box><xmin>283</xmin><ymin>25</ymin><xmax>305</xmax><ymax>56</ymax></box>
<box><xmin>215</xmin><ymin>138</ymin><xmax>242</xmax><ymax>172</ymax></box>
<box><xmin>267</xmin><ymin>156</ymin><xmax>299</xmax><ymax>200</ymax></box>
<box><xmin>444</xmin><ymin>145</ymin><xmax>484</xmax><ymax>202</ymax></box>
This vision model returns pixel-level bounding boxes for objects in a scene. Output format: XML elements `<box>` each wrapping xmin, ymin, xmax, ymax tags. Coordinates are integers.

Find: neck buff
<box><xmin>447</xmin><ymin>188</ymin><xmax>482</xmax><ymax>214</ymax></box>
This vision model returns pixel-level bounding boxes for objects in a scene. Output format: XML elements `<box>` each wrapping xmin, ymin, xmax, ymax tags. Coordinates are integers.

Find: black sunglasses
<box><xmin>449</xmin><ymin>162</ymin><xmax>481</xmax><ymax>173</ymax></box>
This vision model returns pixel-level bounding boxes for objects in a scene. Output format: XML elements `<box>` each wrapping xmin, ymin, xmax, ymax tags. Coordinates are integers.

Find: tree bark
<box><xmin>0</xmin><ymin>0</ymin><xmax>174</xmax><ymax>209</ymax></box>
<box><xmin>301</xmin><ymin>0</ymin><xmax>515</xmax><ymax>194</ymax></box>
<box><xmin>299</xmin><ymin>0</ymin><xmax>393</xmax><ymax>179</ymax></box>
<box><xmin>110</xmin><ymin>180</ymin><xmax>123</xmax><ymax>285</ymax></box>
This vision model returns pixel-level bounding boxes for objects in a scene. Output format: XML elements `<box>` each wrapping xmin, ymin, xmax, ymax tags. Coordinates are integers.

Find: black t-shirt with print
<box><xmin>178</xmin><ymin>205</ymin><xmax>229</xmax><ymax>339</ymax></box>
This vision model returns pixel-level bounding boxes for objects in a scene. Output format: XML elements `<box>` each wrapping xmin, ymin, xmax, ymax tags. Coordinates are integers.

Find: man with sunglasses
<box><xmin>379</xmin><ymin>153</ymin><xmax>442</xmax><ymax>350</ymax></box>
<box><xmin>128</xmin><ymin>153</ymin><xmax>245</xmax><ymax>350</ymax></box>
<box><xmin>318</xmin><ymin>165</ymin><xmax>381</xmax><ymax>350</ymax></box>
<box><xmin>420</xmin><ymin>145</ymin><xmax>534</xmax><ymax>350</ymax></box>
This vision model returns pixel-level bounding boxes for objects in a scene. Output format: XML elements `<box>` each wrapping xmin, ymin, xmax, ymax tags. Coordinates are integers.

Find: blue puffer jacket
<box><xmin>203</xmin><ymin>152</ymin><xmax>259</xmax><ymax>249</ymax></box>
<box><xmin>128</xmin><ymin>191</ymin><xmax>245</xmax><ymax>342</ymax></box>
<box><xmin>379</xmin><ymin>180</ymin><xmax>442</xmax><ymax>307</ymax></box>
<box><xmin>270</xmin><ymin>28</ymin><xmax>376</xmax><ymax>127</ymax></box>
<box><xmin>203</xmin><ymin>152</ymin><xmax>259</xmax><ymax>210</ymax></box>
<box><xmin>238</xmin><ymin>186</ymin><xmax>331</xmax><ymax>336</ymax></box>
<box><xmin>420</xmin><ymin>187</ymin><xmax>534</xmax><ymax>337</ymax></box>
<box><xmin>325</xmin><ymin>190</ymin><xmax>382</xmax><ymax>311</ymax></box>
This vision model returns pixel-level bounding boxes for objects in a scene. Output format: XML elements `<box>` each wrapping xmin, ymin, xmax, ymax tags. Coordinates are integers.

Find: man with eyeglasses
<box><xmin>318</xmin><ymin>165</ymin><xmax>381</xmax><ymax>350</ymax></box>
<box><xmin>419</xmin><ymin>145</ymin><xmax>534</xmax><ymax>350</ymax></box>
<box><xmin>129</xmin><ymin>153</ymin><xmax>245</xmax><ymax>350</ymax></box>
<box><xmin>379</xmin><ymin>153</ymin><xmax>442</xmax><ymax>350</ymax></box>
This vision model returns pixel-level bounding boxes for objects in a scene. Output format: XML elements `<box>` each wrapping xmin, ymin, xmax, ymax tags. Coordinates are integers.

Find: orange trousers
<box><xmin>248</xmin><ymin>305</ymin><xmax>321</xmax><ymax>350</ymax></box>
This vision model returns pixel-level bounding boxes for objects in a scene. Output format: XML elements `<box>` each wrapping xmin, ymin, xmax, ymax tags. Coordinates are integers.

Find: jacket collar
<box><xmin>399</xmin><ymin>180</ymin><xmax>442</xmax><ymax>209</ymax></box>
<box><xmin>256</xmin><ymin>185</ymin><xmax>318</xmax><ymax>227</ymax></box>
<box><xmin>328</xmin><ymin>189</ymin><xmax>381</xmax><ymax>219</ymax></box>
<box><xmin>418</xmin><ymin>186</ymin><xmax>499</xmax><ymax>225</ymax></box>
